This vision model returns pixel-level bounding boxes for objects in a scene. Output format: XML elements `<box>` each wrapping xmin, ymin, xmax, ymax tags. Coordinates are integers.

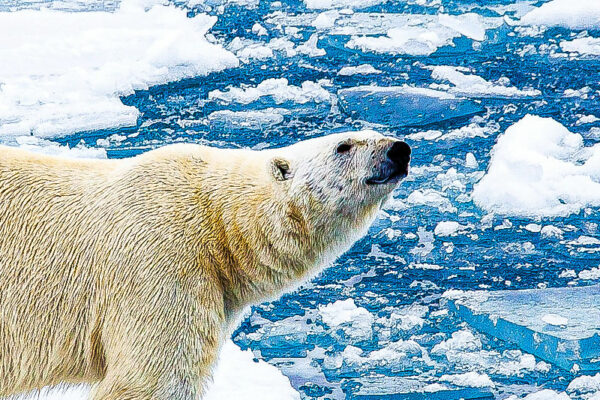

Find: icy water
<box><xmin>3</xmin><ymin>0</ymin><xmax>600</xmax><ymax>398</ymax></box>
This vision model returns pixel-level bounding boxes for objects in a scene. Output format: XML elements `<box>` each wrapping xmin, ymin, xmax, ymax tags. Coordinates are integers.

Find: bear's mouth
<box><xmin>366</xmin><ymin>162</ymin><xmax>408</xmax><ymax>185</ymax></box>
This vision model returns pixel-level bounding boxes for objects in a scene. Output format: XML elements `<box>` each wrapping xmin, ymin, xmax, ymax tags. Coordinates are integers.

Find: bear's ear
<box><xmin>270</xmin><ymin>157</ymin><xmax>293</xmax><ymax>181</ymax></box>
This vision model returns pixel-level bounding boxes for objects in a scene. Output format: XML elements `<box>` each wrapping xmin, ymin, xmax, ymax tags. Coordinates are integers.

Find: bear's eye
<box><xmin>336</xmin><ymin>143</ymin><xmax>352</xmax><ymax>154</ymax></box>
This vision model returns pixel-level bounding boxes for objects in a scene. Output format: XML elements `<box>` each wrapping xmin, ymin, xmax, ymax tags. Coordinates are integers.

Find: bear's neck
<box><xmin>212</xmin><ymin>186</ymin><xmax>380</xmax><ymax>318</ymax></box>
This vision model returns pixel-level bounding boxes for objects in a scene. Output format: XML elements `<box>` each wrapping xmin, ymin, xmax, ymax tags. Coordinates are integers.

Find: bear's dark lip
<box><xmin>366</xmin><ymin>166</ymin><xmax>408</xmax><ymax>185</ymax></box>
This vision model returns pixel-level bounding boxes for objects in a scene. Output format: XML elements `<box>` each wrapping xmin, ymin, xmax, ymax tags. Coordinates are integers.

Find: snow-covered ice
<box><xmin>519</xmin><ymin>0</ymin><xmax>600</xmax><ymax>30</ymax></box>
<box><xmin>0</xmin><ymin>0</ymin><xmax>238</xmax><ymax>137</ymax></box>
<box><xmin>473</xmin><ymin>115</ymin><xmax>600</xmax><ymax>217</ymax></box>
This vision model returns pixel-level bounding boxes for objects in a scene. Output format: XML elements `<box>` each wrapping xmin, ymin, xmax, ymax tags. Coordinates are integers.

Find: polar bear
<box><xmin>0</xmin><ymin>130</ymin><xmax>410</xmax><ymax>400</ymax></box>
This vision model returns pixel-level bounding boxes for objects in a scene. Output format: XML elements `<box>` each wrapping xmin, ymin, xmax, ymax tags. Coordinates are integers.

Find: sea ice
<box><xmin>429</xmin><ymin>66</ymin><xmax>541</xmax><ymax>98</ymax></box>
<box><xmin>351</xmin><ymin>376</ymin><xmax>494</xmax><ymax>399</ymax></box>
<box><xmin>519</xmin><ymin>0</ymin><xmax>600</xmax><ymax>30</ymax></box>
<box><xmin>473</xmin><ymin>115</ymin><xmax>600</xmax><ymax>217</ymax></box>
<box><xmin>446</xmin><ymin>285</ymin><xmax>600</xmax><ymax>372</ymax></box>
<box><xmin>0</xmin><ymin>0</ymin><xmax>238</xmax><ymax>137</ymax></box>
<box><xmin>337</xmin><ymin>85</ymin><xmax>484</xmax><ymax>127</ymax></box>
<box><xmin>338</xmin><ymin>64</ymin><xmax>382</xmax><ymax>76</ymax></box>
<box><xmin>208</xmin><ymin>78</ymin><xmax>332</xmax><ymax>105</ymax></box>
<box><xmin>560</xmin><ymin>37</ymin><xmax>600</xmax><ymax>57</ymax></box>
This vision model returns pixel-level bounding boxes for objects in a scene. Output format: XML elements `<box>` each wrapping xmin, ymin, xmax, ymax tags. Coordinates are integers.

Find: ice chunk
<box><xmin>567</xmin><ymin>373</ymin><xmax>600</xmax><ymax>395</ymax></box>
<box><xmin>439</xmin><ymin>372</ymin><xmax>494</xmax><ymax>388</ymax></box>
<box><xmin>519</xmin><ymin>0</ymin><xmax>600</xmax><ymax>30</ymax></box>
<box><xmin>434</xmin><ymin>221</ymin><xmax>467</xmax><ymax>237</ymax></box>
<box><xmin>446</xmin><ymin>285</ymin><xmax>600</xmax><ymax>371</ymax></box>
<box><xmin>0</xmin><ymin>0</ymin><xmax>238</xmax><ymax>137</ymax></box>
<box><xmin>9</xmin><ymin>341</ymin><xmax>299</xmax><ymax>400</ymax></box>
<box><xmin>338</xmin><ymin>64</ymin><xmax>382</xmax><ymax>76</ymax></box>
<box><xmin>209</xmin><ymin>78</ymin><xmax>332</xmax><ymax>105</ymax></box>
<box><xmin>318</xmin><ymin>299</ymin><xmax>374</xmax><ymax>342</ymax></box>
<box><xmin>337</xmin><ymin>85</ymin><xmax>484</xmax><ymax>127</ymax></box>
<box><xmin>473</xmin><ymin>115</ymin><xmax>600</xmax><ymax>217</ymax></box>
<box><xmin>429</xmin><ymin>66</ymin><xmax>541</xmax><ymax>98</ymax></box>
<box><xmin>304</xmin><ymin>0</ymin><xmax>385</xmax><ymax>10</ymax></box>
<box><xmin>561</xmin><ymin>37</ymin><xmax>600</xmax><ymax>56</ymax></box>
<box><xmin>206</xmin><ymin>109</ymin><xmax>287</xmax><ymax>130</ymax></box>
<box><xmin>345</xmin><ymin>13</ymin><xmax>501</xmax><ymax>56</ymax></box>
<box><xmin>351</xmin><ymin>376</ymin><xmax>493</xmax><ymax>399</ymax></box>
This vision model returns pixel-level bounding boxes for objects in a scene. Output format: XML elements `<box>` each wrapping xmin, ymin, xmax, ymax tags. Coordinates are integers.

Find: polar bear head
<box><xmin>266</xmin><ymin>130</ymin><xmax>410</xmax><ymax>258</ymax></box>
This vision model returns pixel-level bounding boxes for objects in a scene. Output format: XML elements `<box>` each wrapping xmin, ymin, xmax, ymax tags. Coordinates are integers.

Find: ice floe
<box><xmin>208</xmin><ymin>78</ymin><xmax>332</xmax><ymax>105</ymax></box>
<box><xmin>519</xmin><ymin>0</ymin><xmax>600</xmax><ymax>30</ymax></box>
<box><xmin>0</xmin><ymin>0</ymin><xmax>238</xmax><ymax>137</ymax></box>
<box><xmin>429</xmin><ymin>66</ymin><xmax>541</xmax><ymax>98</ymax></box>
<box><xmin>473</xmin><ymin>115</ymin><xmax>600</xmax><ymax>217</ymax></box>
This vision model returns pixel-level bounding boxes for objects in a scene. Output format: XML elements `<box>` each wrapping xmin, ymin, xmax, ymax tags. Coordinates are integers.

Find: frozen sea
<box><xmin>2</xmin><ymin>0</ymin><xmax>600</xmax><ymax>399</ymax></box>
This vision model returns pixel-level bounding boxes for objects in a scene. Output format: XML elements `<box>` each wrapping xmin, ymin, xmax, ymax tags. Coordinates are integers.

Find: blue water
<box><xmin>23</xmin><ymin>0</ymin><xmax>600</xmax><ymax>398</ymax></box>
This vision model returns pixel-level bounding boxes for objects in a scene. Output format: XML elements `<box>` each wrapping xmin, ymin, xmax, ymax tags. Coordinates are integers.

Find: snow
<box><xmin>208</xmin><ymin>78</ymin><xmax>332</xmax><ymax>104</ymax></box>
<box><xmin>473</xmin><ymin>115</ymin><xmax>600</xmax><ymax>217</ymax></box>
<box><xmin>0</xmin><ymin>0</ymin><xmax>238</xmax><ymax>137</ymax></box>
<box><xmin>9</xmin><ymin>341</ymin><xmax>299</xmax><ymax>400</ymax></box>
<box><xmin>429</xmin><ymin>66</ymin><xmax>541</xmax><ymax>98</ymax></box>
<box><xmin>439</xmin><ymin>372</ymin><xmax>495</xmax><ymax>388</ymax></box>
<box><xmin>510</xmin><ymin>390</ymin><xmax>571</xmax><ymax>400</ymax></box>
<box><xmin>519</xmin><ymin>0</ymin><xmax>600</xmax><ymax>30</ymax></box>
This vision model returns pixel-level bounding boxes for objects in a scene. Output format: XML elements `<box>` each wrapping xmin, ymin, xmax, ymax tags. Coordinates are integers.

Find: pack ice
<box><xmin>445</xmin><ymin>286</ymin><xmax>600</xmax><ymax>373</ymax></box>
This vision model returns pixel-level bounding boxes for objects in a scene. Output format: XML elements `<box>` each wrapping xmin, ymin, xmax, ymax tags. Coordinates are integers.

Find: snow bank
<box><xmin>519</xmin><ymin>0</ymin><xmax>600</xmax><ymax>30</ymax></box>
<box><xmin>9</xmin><ymin>341</ymin><xmax>299</xmax><ymax>400</ymax></box>
<box><xmin>473</xmin><ymin>115</ymin><xmax>600</xmax><ymax>217</ymax></box>
<box><xmin>429</xmin><ymin>66</ymin><xmax>540</xmax><ymax>98</ymax></box>
<box><xmin>0</xmin><ymin>0</ymin><xmax>238</xmax><ymax>137</ymax></box>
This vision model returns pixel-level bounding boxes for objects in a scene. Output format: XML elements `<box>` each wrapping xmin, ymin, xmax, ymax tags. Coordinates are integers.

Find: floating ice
<box><xmin>337</xmin><ymin>85</ymin><xmax>484</xmax><ymax>127</ymax></box>
<box><xmin>473</xmin><ymin>115</ymin><xmax>600</xmax><ymax>217</ymax></box>
<box><xmin>1</xmin><ymin>136</ymin><xmax>107</xmax><ymax>159</ymax></box>
<box><xmin>351</xmin><ymin>376</ymin><xmax>493</xmax><ymax>400</ymax></box>
<box><xmin>345</xmin><ymin>13</ymin><xmax>500</xmax><ymax>56</ymax></box>
<box><xmin>318</xmin><ymin>299</ymin><xmax>374</xmax><ymax>342</ymax></box>
<box><xmin>209</xmin><ymin>78</ymin><xmax>332</xmax><ymax>105</ymax></box>
<box><xmin>439</xmin><ymin>372</ymin><xmax>494</xmax><ymax>388</ymax></box>
<box><xmin>0</xmin><ymin>0</ymin><xmax>238</xmax><ymax>137</ymax></box>
<box><xmin>338</xmin><ymin>64</ymin><xmax>382</xmax><ymax>76</ymax></box>
<box><xmin>567</xmin><ymin>373</ymin><xmax>600</xmax><ymax>395</ymax></box>
<box><xmin>560</xmin><ymin>37</ymin><xmax>600</xmax><ymax>56</ymax></box>
<box><xmin>519</xmin><ymin>0</ymin><xmax>600</xmax><ymax>30</ymax></box>
<box><xmin>446</xmin><ymin>285</ymin><xmax>600</xmax><ymax>372</ymax></box>
<box><xmin>9</xmin><ymin>341</ymin><xmax>299</xmax><ymax>400</ymax></box>
<box><xmin>429</xmin><ymin>66</ymin><xmax>541</xmax><ymax>98</ymax></box>
<box><xmin>206</xmin><ymin>109</ymin><xmax>287</xmax><ymax>130</ymax></box>
<box><xmin>304</xmin><ymin>0</ymin><xmax>385</xmax><ymax>10</ymax></box>
<box><xmin>434</xmin><ymin>221</ymin><xmax>468</xmax><ymax>237</ymax></box>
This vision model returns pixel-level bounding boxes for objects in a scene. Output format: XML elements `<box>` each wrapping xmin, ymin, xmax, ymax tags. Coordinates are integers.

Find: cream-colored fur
<box><xmin>0</xmin><ymin>130</ymin><xmax>406</xmax><ymax>399</ymax></box>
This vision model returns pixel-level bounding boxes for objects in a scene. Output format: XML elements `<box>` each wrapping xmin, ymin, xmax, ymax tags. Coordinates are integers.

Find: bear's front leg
<box><xmin>91</xmin><ymin>283</ymin><xmax>225</xmax><ymax>400</ymax></box>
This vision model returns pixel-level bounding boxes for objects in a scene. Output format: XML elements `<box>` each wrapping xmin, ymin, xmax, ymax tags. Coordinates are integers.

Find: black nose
<box><xmin>387</xmin><ymin>141</ymin><xmax>411</xmax><ymax>166</ymax></box>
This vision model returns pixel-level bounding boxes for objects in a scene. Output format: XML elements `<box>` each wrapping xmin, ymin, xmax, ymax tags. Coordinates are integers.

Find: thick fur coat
<box><xmin>0</xmin><ymin>130</ymin><xmax>409</xmax><ymax>399</ymax></box>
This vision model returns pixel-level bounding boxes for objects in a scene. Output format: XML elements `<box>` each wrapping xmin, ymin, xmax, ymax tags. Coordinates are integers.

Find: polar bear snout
<box><xmin>387</xmin><ymin>141</ymin><xmax>411</xmax><ymax>169</ymax></box>
<box><xmin>366</xmin><ymin>140</ymin><xmax>411</xmax><ymax>185</ymax></box>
